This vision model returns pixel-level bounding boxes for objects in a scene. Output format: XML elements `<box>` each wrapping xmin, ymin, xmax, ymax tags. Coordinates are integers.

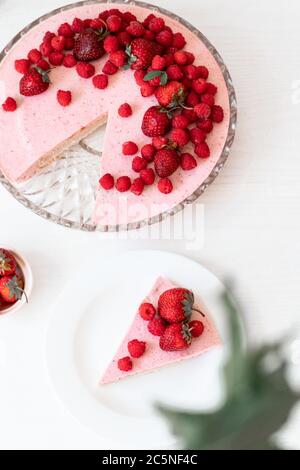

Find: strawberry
<box><xmin>155</xmin><ymin>81</ymin><xmax>185</xmax><ymax>108</ymax></box>
<box><xmin>0</xmin><ymin>275</ymin><xmax>26</xmax><ymax>304</ymax></box>
<box><xmin>128</xmin><ymin>339</ymin><xmax>146</xmax><ymax>358</ymax></box>
<box><xmin>159</xmin><ymin>323</ymin><xmax>192</xmax><ymax>351</ymax></box>
<box><xmin>154</xmin><ymin>149</ymin><xmax>179</xmax><ymax>178</ymax></box>
<box><xmin>148</xmin><ymin>317</ymin><xmax>167</xmax><ymax>337</ymax></box>
<box><xmin>158</xmin><ymin>288</ymin><xmax>205</xmax><ymax>324</ymax></box>
<box><xmin>142</xmin><ymin>106</ymin><xmax>171</xmax><ymax>137</ymax></box>
<box><xmin>125</xmin><ymin>38</ymin><xmax>159</xmax><ymax>70</ymax></box>
<box><xmin>0</xmin><ymin>249</ymin><xmax>17</xmax><ymax>276</ymax></box>
<box><xmin>19</xmin><ymin>67</ymin><xmax>50</xmax><ymax>96</ymax></box>
<box><xmin>74</xmin><ymin>30</ymin><xmax>105</xmax><ymax>62</ymax></box>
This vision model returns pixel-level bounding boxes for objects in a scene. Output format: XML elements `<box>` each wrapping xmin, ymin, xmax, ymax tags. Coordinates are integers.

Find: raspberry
<box><xmin>143</xmin><ymin>14</ymin><xmax>156</xmax><ymax>28</ymax></box>
<box><xmin>15</xmin><ymin>59</ymin><xmax>31</xmax><ymax>74</ymax></box>
<box><xmin>184</xmin><ymin>65</ymin><xmax>199</xmax><ymax>80</ymax></box>
<box><xmin>57</xmin><ymin>90</ymin><xmax>72</xmax><ymax>107</ymax></box>
<box><xmin>140</xmin><ymin>83</ymin><xmax>155</xmax><ymax>97</ymax></box>
<box><xmin>197</xmin><ymin>119</ymin><xmax>213</xmax><ymax>133</ymax></box>
<box><xmin>128</xmin><ymin>340</ymin><xmax>146</xmax><ymax>358</ymax></box>
<box><xmin>63</xmin><ymin>54</ymin><xmax>77</xmax><ymax>68</ymax></box>
<box><xmin>36</xmin><ymin>59</ymin><xmax>50</xmax><ymax>71</ymax></box>
<box><xmin>172</xmin><ymin>32</ymin><xmax>186</xmax><ymax>49</ymax></box>
<box><xmin>192</xmin><ymin>78</ymin><xmax>208</xmax><ymax>94</ymax></box>
<box><xmin>117</xmin><ymin>31</ymin><xmax>131</xmax><ymax>47</ymax></box>
<box><xmin>206</xmin><ymin>83</ymin><xmax>218</xmax><ymax>95</ymax></box>
<box><xmin>201</xmin><ymin>93</ymin><xmax>215</xmax><ymax>107</ymax></box>
<box><xmin>123</xmin><ymin>12</ymin><xmax>137</xmax><ymax>23</ymax></box>
<box><xmin>98</xmin><ymin>10</ymin><xmax>109</xmax><ymax>21</ymax></box>
<box><xmin>163</xmin><ymin>53</ymin><xmax>175</xmax><ymax>67</ymax></box>
<box><xmin>140</xmin><ymin>168</ymin><xmax>155</xmax><ymax>185</ymax></box>
<box><xmin>148</xmin><ymin>317</ymin><xmax>167</xmax><ymax>336</ymax></box>
<box><xmin>107</xmin><ymin>15</ymin><xmax>122</xmax><ymax>32</ymax></box>
<box><xmin>197</xmin><ymin>65</ymin><xmax>209</xmax><ymax>79</ymax></box>
<box><xmin>39</xmin><ymin>41</ymin><xmax>53</xmax><ymax>57</ymax></box>
<box><xmin>172</xmin><ymin>114</ymin><xmax>189</xmax><ymax>129</ymax></box>
<box><xmin>158</xmin><ymin>178</ymin><xmax>173</xmax><ymax>194</ymax></box>
<box><xmin>194</xmin><ymin>103</ymin><xmax>211</xmax><ymax>120</ymax></box>
<box><xmin>182</xmin><ymin>78</ymin><xmax>193</xmax><ymax>90</ymax></box>
<box><xmin>132</xmin><ymin>156</ymin><xmax>147</xmax><ymax>172</ymax></box>
<box><xmin>186</xmin><ymin>91</ymin><xmax>200</xmax><ymax>107</ymax></box>
<box><xmin>107</xmin><ymin>8</ymin><xmax>123</xmax><ymax>18</ymax></box>
<box><xmin>174</xmin><ymin>51</ymin><xmax>188</xmax><ymax>65</ymax></box>
<box><xmin>166</xmin><ymin>64</ymin><xmax>184</xmax><ymax>81</ymax></box>
<box><xmin>43</xmin><ymin>31</ymin><xmax>55</xmax><ymax>43</ymax></box>
<box><xmin>103</xmin><ymin>35</ymin><xmax>120</xmax><ymax>53</ymax></box>
<box><xmin>90</xmin><ymin>18</ymin><xmax>105</xmax><ymax>30</ymax></box>
<box><xmin>102</xmin><ymin>61</ymin><xmax>118</xmax><ymax>75</ymax></box>
<box><xmin>76</xmin><ymin>62</ymin><xmax>95</xmax><ymax>78</ymax></box>
<box><xmin>2</xmin><ymin>97</ymin><xmax>17</xmax><ymax>112</ymax></box>
<box><xmin>134</xmin><ymin>69</ymin><xmax>146</xmax><ymax>86</ymax></box>
<box><xmin>126</xmin><ymin>21</ymin><xmax>145</xmax><ymax>37</ymax></box>
<box><xmin>139</xmin><ymin>303</ymin><xmax>156</xmax><ymax>321</ymax></box>
<box><xmin>143</xmin><ymin>30</ymin><xmax>155</xmax><ymax>41</ymax></box>
<box><xmin>190</xmin><ymin>127</ymin><xmax>206</xmax><ymax>145</ymax></box>
<box><xmin>152</xmin><ymin>136</ymin><xmax>168</xmax><ymax>149</ymax></box>
<box><xmin>58</xmin><ymin>23</ymin><xmax>74</xmax><ymax>37</ymax></box>
<box><xmin>185</xmin><ymin>52</ymin><xmax>195</xmax><ymax>65</ymax></box>
<box><xmin>145</xmin><ymin>68</ymin><xmax>162</xmax><ymax>87</ymax></box>
<box><xmin>28</xmin><ymin>49</ymin><xmax>42</xmax><ymax>64</ymax></box>
<box><xmin>182</xmin><ymin>108</ymin><xmax>198</xmax><ymax>123</ymax></box>
<box><xmin>118</xmin><ymin>357</ymin><xmax>133</xmax><ymax>372</ymax></box>
<box><xmin>84</xmin><ymin>19</ymin><xmax>92</xmax><ymax>28</ymax></box>
<box><xmin>148</xmin><ymin>17</ymin><xmax>165</xmax><ymax>33</ymax></box>
<box><xmin>195</xmin><ymin>142</ymin><xmax>210</xmax><ymax>158</ymax></box>
<box><xmin>181</xmin><ymin>153</ymin><xmax>197</xmax><ymax>171</ymax></box>
<box><xmin>156</xmin><ymin>29</ymin><xmax>174</xmax><ymax>47</ymax></box>
<box><xmin>72</xmin><ymin>18</ymin><xmax>85</xmax><ymax>33</ymax></box>
<box><xmin>49</xmin><ymin>52</ymin><xmax>64</xmax><ymax>66</ymax></box>
<box><xmin>64</xmin><ymin>37</ymin><xmax>75</xmax><ymax>50</ymax></box>
<box><xmin>170</xmin><ymin>128</ymin><xmax>190</xmax><ymax>147</ymax></box>
<box><xmin>92</xmin><ymin>74</ymin><xmax>108</xmax><ymax>89</ymax></box>
<box><xmin>118</xmin><ymin>103</ymin><xmax>132</xmax><ymax>118</ymax></box>
<box><xmin>211</xmin><ymin>105</ymin><xmax>224</xmax><ymax>123</ymax></box>
<box><xmin>122</xmin><ymin>141</ymin><xmax>138</xmax><ymax>156</ymax></box>
<box><xmin>141</xmin><ymin>144</ymin><xmax>156</xmax><ymax>162</ymax></box>
<box><xmin>51</xmin><ymin>35</ymin><xmax>66</xmax><ymax>52</ymax></box>
<box><xmin>189</xmin><ymin>320</ymin><xmax>205</xmax><ymax>338</ymax></box>
<box><xmin>116</xmin><ymin>176</ymin><xmax>131</xmax><ymax>192</ymax></box>
<box><xmin>99</xmin><ymin>173</ymin><xmax>114</xmax><ymax>190</ymax></box>
<box><xmin>152</xmin><ymin>55</ymin><xmax>167</xmax><ymax>70</ymax></box>
<box><xmin>131</xmin><ymin>177</ymin><xmax>145</xmax><ymax>196</ymax></box>
<box><xmin>109</xmin><ymin>50</ymin><xmax>126</xmax><ymax>67</ymax></box>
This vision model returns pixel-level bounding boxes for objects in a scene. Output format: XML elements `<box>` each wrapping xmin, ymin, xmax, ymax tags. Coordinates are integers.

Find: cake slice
<box><xmin>100</xmin><ymin>276</ymin><xmax>221</xmax><ymax>385</ymax></box>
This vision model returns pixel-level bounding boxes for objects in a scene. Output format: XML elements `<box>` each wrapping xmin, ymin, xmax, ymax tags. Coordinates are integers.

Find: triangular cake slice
<box><xmin>100</xmin><ymin>276</ymin><xmax>221</xmax><ymax>384</ymax></box>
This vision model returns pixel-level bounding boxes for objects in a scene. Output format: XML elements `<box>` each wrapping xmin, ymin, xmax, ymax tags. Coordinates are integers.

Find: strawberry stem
<box><xmin>192</xmin><ymin>308</ymin><xmax>205</xmax><ymax>317</ymax></box>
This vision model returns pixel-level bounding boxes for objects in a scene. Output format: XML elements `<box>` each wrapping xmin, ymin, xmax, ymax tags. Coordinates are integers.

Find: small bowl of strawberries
<box><xmin>0</xmin><ymin>248</ymin><xmax>33</xmax><ymax>315</ymax></box>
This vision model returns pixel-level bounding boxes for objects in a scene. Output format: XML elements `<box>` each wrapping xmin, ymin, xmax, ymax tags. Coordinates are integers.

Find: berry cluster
<box><xmin>0</xmin><ymin>249</ymin><xmax>27</xmax><ymax>311</ymax></box>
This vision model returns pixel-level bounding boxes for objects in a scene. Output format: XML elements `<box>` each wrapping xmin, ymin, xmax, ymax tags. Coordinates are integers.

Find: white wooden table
<box><xmin>0</xmin><ymin>0</ymin><xmax>299</xmax><ymax>450</ymax></box>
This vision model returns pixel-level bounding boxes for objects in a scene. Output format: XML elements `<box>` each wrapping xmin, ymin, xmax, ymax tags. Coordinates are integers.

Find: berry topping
<box><xmin>140</xmin><ymin>83</ymin><xmax>156</xmax><ymax>97</ymax></box>
<box><xmin>197</xmin><ymin>65</ymin><xmax>209</xmax><ymax>79</ymax></box>
<box><xmin>158</xmin><ymin>178</ymin><xmax>173</xmax><ymax>194</ymax></box>
<box><xmin>15</xmin><ymin>59</ymin><xmax>31</xmax><ymax>74</ymax></box>
<box><xmin>107</xmin><ymin>15</ymin><xmax>123</xmax><ymax>32</ymax></box>
<box><xmin>126</xmin><ymin>20</ymin><xmax>145</xmax><ymax>37</ymax></box>
<box><xmin>158</xmin><ymin>288</ymin><xmax>205</xmax><ymax>323</ymax></box>
<box><xmin>28</xmin><ymin>49</ymin><xmax>42</xmax><ymax>64</ymax></box>
<box><xmin>51</xmin><ymin>35</ymin><xmax>66</xmax><ymax>52</ymax></box>
<box><xmin>63</xmin><ymin>54</ymin><xmax>77</xmax><ymax>68</ymax></box>
<box><xmin>190</xmin><ymin>128</ymin><xmax>206</xmax><ymax>145</ymax></box>
<box><xmin>99</xmin><ymin>173</ymin><xmax>114</xmax><ymax>190</ymax></box>
<box><xmin>148</xmin><ymin>317</ymin><xmax>167</xmax><ymax>337</ymax></box>
<box><xmin>74</xmin><ymin>30</ymin><xmax>105</xmax><ymax>62</ymax></box>
<box><xmin>189</xmin><ymin>320</ymin><xmax>205</xmax><ymax>338</ymax></box>
<box><xmin>76</xmin><ymin>62</ymin><xmax>95</xmax><ymax>79</ymax></box>
<box><xmin>118</xmin><ymin>103</ymin><xmax>132</xmax><ymax>118</ymax></box>
<box><xmin>152</xmin><ymin>55</ymin><xmax>167</xmax><ymax>71</ymax></box>
<box><xmin>211</xmin><ymin>105</ymin><xmax>224</xmax><ymax>123</ymax></box>
<box><xmin>2</xmin><ymin>97</ymin><xmax>17</xmax><ymax>112</ymax></box>
<box><xmin>174</xmin><ymin>51</ymin><xmax>188</xmax><ymax>65</ymax></box>
<box><xmin>132</xmin><ymin>156</ymin><xmax>147</xmax><ymax>173</ymax></box>
<box><xmin>172</xmin><ymin>114</ymin><xmax>189</xmax><ymax>129</ymax></box>
<box><xmin>166</xmin><ymin>64</ymin><xmax>184</xmax><ymax>81</ymax></box>
<box><xmin>49</xmin><ymin>52</ymin><xmax>64</xmax><ymax>66</ymax></box>
<box><xmin>128</xmin><ymin>340</ymin><xmax>146</xmax><ymax>358</ymax></box>
<box><xmin>102</xmin><ymin>60</ymin><xmax>118</xmax><ymax>75</ymax></box>
<box><xmin>92</xmin><ymin>74</ymin><xmax>109</xmax><ymax>89</ymax></box>
<box><xmin>181</xmin><ymin>153</ymin><xmax>197</xmax><ymax>171</ymax></box>
<box><xmin>197</xmin><ymin>119</ymin><xmax>213</xmax><ymax>133</ymax></box>
<box><xmin>148</xmin><ymin>17</ymin><xmax>165</xmax><ymax>33</ymax></box>
<box><xmin>201</xmin><ymin>93</ymin><xmax>215</xmax><ymax>107</ymax></box>
<box><xmin>139</xmin><ymin>302</ymin><xmax>156</xmax><ymax>321</ymax></box>
<box><xmin>122</xmin><ymin>141</ymin><xmax>138</xmax><ymax>156</ymax></box>
<box><xmin>172</xmin><ymin>32</ymin><xmax>187</xmax><ymax>49</ymax></box>
<box><xmin>116</xmin><ymin>176</ymin><xmax>131</xmax><ymax>192</ymax></box>
<box><xmin>118</xmin><ymin>357</ymin><xmax>133</xmax><ymax>372</ymax></box>
<box><xmin>0</xmin><ymin>274</ymin><xmax>25</xmax><ymax>304</ymax></box>
<box><xmin>154</xmin><ymin>149</ymin><xmax>179</xmax><ymax>178</ymax></box>
<box><xmin>155</xmin><ymin>80</ymin><xmax>185</xmax><ymax>108</ymax></box>
<box><xmin>19</xmin><ymin>67</ymin><xmax>50</xmax><ymax>96</ymax></box>
<box><xmin>72</xmin><ymin>18</ymin><xmax>86</xmax><ymax>34</ymax></box>
<box><xmin>141</xmin><ymin>144</ymin><xmax>156</xmax><ymax>162</ymax></box>
<box><xmin>58</xmin><ymin>22</ymin><xmax>74</xmax><ymax>38</ymax></box>
<box><xmin>195</xmin><ymin>142</ymin><xmax>211</xmax><ymax>159</ymax></box>
<box><xmin>57</xmin><ymin>90</ymin><xmax>72</xmax><ymax>107</ymax></box>
<box><xmin>109</xmin><ymin>50</ymin><xmax>127</xmax><ymax>67</ymax></box>
<box><xmin>159</xmin><ymin>323</ymin><xmax>192</xmax><ymax>352</ymax></box>
<box><xmin>140</xmin><ymin>168</ymin><xmax>155</xmax><ymax>186</ymax></box>
<box><xmin>192</xmin><ymin>78</ymin><xmax>208</xmax><ymax>95</ymax></box>
<box><xmin>134</xmin><ymin>69</ymin><xmax>147</xmax><ymax>85</ymax></box>
<box><xmin>131</xmin><ymin>177</ymin><xmax>145</xmax><ymax>196</ymax></box>
<box><xmin>152</xmin><ymin>136</ymin><xmax>169</xmax><ymax>149</ymax></box>
<box><xmin>170</xmin><ymin>128</ymin><xmax>190</xmax><ymax>147</ymax></box>
<box><xmin>103</xmin><ymin>35</ymin><xmax>120</xmax><ymax>53</ymax></box>
<box><xmin>142</xmin><ymin>106</ymin><xmax>171</xmax><ymax>137</ymax></box>
<box><xmin>36</xmin><ymin>59</ymin><xmax>50</xmax><ymax>71</ymax></box>
<box><xmin>194</xmin><ymin>103</ymin><xmax>212</xmax><ymax>120</ymax></box>
<box><xmin>156</xmin><ymin>29</ymin><xmax>174</xmax><ymax>47</ymax></box>
<box><xmin>126</xmin><ymin>38</ymin><xmax>158</xmax><ymax>70</ymax></box>
<box><xmin>0</xmin><ymin>249</ymin><xmax>17</xmax><ymax>276</ymax></box>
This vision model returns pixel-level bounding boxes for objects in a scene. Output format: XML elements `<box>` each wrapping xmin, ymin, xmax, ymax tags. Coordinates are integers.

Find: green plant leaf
<box><xmin>144</xmin><ymin>70</ymin><xmax>168</xmax><ymax>86</ymax></box>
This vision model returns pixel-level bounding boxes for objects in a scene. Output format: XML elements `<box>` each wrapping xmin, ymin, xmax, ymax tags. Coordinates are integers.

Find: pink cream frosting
<box><xmin>0</xmin><ymin>3</ymin><xmax>230</xmax><ymax>225</ymax></box>
<box><xmin>100</xmin><ymin>276</ymin><xmax>221</xmax><ymax>385</ymax></box>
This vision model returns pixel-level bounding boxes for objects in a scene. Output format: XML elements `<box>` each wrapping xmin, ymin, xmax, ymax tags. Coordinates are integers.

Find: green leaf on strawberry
<box><xmin>144</xmin><ymin>70</ymin><xmax>168</xmax><ymax>86</ymax></box>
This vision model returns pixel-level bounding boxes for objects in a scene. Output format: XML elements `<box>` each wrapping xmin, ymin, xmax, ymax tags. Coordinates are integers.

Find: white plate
<box><xmin>46</xmin><ymin>251</ymin><xmax>228</xmax><ymax>448</ymax></box>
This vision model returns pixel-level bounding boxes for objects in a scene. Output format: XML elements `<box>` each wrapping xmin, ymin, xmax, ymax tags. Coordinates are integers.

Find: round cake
<box><xmin>0</xmin><ymin>1</ymin><xmax>236</xmax><ymax>228</ymax></box>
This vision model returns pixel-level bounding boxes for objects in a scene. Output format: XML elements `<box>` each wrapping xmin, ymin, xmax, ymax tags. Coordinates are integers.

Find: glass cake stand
<box><xmin>0</xmin><ymin>0</ymin><xmax>237</xmax><ymax>232</ymax></box>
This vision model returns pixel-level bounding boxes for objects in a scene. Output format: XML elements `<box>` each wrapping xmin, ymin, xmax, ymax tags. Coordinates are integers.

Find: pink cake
<box><xmin>0</xmin><ymin>3</ymin><xmax>230</xmax><ymax>226</ymax></box>
<box><xmin>100</xmin><ymin>276</ymin><xmax>221</xmax><ymax>384</ymax></box>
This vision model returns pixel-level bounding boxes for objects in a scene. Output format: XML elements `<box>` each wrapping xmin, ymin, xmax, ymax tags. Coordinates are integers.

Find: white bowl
<box><xmin>0</xmin><ymin>248</ymin><xmax>33</xmax><ymax>315</ymax></box>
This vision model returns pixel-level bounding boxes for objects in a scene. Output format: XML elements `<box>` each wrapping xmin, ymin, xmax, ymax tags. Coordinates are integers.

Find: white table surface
<box><xmin>0</xmin><ymin>0</ymin><xmax>300</xmax><ymax>450</ymax></box>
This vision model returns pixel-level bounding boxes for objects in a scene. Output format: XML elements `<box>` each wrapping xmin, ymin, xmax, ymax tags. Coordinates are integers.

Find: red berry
<box><xmin>102</xmin><ymin>60</ymin><xmax>118</xmax><ymax>75</ymax></box>
<box><xmin>143</xmin><ymin>14</ymin><xmax>156</xmax><ymax>27</ymax></box>
<box><xmin>172</xmin><ymin>114</ymin><xmax>189</xmax><ymax>129</ymax></box>
<box><xmin>148</xmin><ymin>17</ymin><xmax>165</xmax><ymax>33</ymax></box>
<box><xmin>189</xmin><ymin>320</ymin><xmax>204</xmax><ymax>338</ymax></box>
<box><xmin>92</xmin><ymin>74</ymin><xmax>108</xmax><ymax>89</ymax></box>
<box><xmin>201</xmin><ymin>93</ymin><xmax>215</xmax><ymax>107</ymax></box>
<box><xmin>132</xmin><ymin>156</ymin><xmax>147</xmax><ymax>173</ymax></box>
<box><xmin>128</xmin><ymin>340</ymin><xmax>146</xmax><ymax>358</ymax></box>
<box><xmin>118</xmin><ymin>357</ymin><xmax>133</xmax><ymax>372</ymax></box>
<box><xmin>109</xmin><ymin>50</ymin><xmax>126</xmax><ymax>67</ymax></box>
<box><xmin>49</xmin><ymin>52</ymin><xmax>64</xmax><ymax>66</ymax></box>
<box><xmin>142</xmin><ymin>106</ymin><xmax>171</xmax><ymax>137</ymax></box>
<box><xmin>181</xmin><ymin>153</ymin><xmax>197</xmax><ymax>171</ymax></box>
<box><xmin>174</xmin><ymin>51</ymin><xmax>188</xmax><ymax>65</ymax></box>
<box><xmin>103</xmin><ymin>35</ymin><xmax>120</xmax><ymax>53</ymax></box>
<box><xmin>182</xmin><ymin>108</ymin><xmax>198</xmax><ymax>123</ymax></box>
<box><xmin>141</xmin><ymin>144</ymin><xmax>156</xmax><ymax>162</ymax></box>
<box><xmin>84</xmin><ymin>19</ymin><xmax>92</xmax><ymax>28</ymax></box>
<box><xmin>186</xmin><ymin>91</ymin><xmax>200</xmax><ymax>107</ymax></box>
<box><xmin>206</xmin><ymin>83</ymin><xmax>218</xmax><ymax>95</ymax></box>
<box><xmin>43</xmin><ymin>31</ymin><xmax>55</xmax><ymax>43</ymax></box>
<box><xmin>123</xmin><ymin>11</ymin><xmax>136</xmax><ymax>22</ymax></box>
<box><xmin>152</xmin><ymin>136</ymin><xmax>168</xmax><ymax>149</ymax></box>
<box><xmin>143</xmin><ymin>30</ymin><xmax>155</xmax><ymax>41</ymax></box>
<box><xmin>156</xmin><ymin>29</ymin><xmax>173</xmax><ymax>47</ymax></box>
<box><xmin>116</xmin><ymin>176</ymin><xmax>131</xmax><ymax>192</ymax></box>
<box><xmin>184</xmin><ymin>65</ymin><xmax>199</xmax><ymax>80</ymax></box>
<box><xmin>134</xmin><ymin>69</ymin><xmax>146</xmax><ymax>86</ymax></box>
<box><xmin>140</xmin><ymin>83</ymin><xmax>155</xmax><ymax>97</ymax></box>
<box><xmin>76</xmin><ymin>62</ymin><xmax>95</xmax><ymax>78</ymax></box>
<box><xmin>140</xmin><ymin>168</ymin><xmax>155</xmax><ymax>185</ymax></box>
<box><xmin>122</xmin><ymin>141</ymin><xmax>138</xmax><ymax>156</ymax></box>
<box><xmin>57</xmin><ymin>90</ymin><xmax>72</xmax><ymax>107</ymax></box>
<box><xmin>163</xmin><ymin>52</ymin><xmax>175</xmax><ymax>67</ymax></box>
<box><xmin>197</xmin><ymin>65</ymin><xmax>209</xmax><ymax>79</ymax></box>
<box><xmin>131</xmin><ymin>177</ymin><xmax>145</xmax><ymax>196</ymax></box>
<box><xmin>15</xmin><ymin>59</ymin><xmax>31</xmax><ymax>74</ymax></box>
<box><xmin>172</xmin><ymin>32</ymin><xmax>186</xmax><ymax>49</ymax></box>
<box><xmin>51</xmin><ymin>35</ymin><xmax>66</xmax><ymax>52</ymax></box>
<box><xmin>139</xmin><ymin>303</ymin><xmax>156</xmax><ymax>321</ymax></box>
<box><xmin>117</xmin><ymin>31</ymin><xmax>131</xmax><ymax>47</ymax></box>
<box><xmin>36</xmin><ymin>59</ymin><xmax>50</xmax><ymax>71</ymax></box>
<box><xmin>28</xmin><ymin>49</ymin><xmax>42</xmax><ymax>64</ymax></box>
<box><xmin>64</xmin><ymin>37</ymin><xmax>75</xmax><ymax>50</ymax></box>
<box><xmin>2</xmin><ymin>97</ymin><xmax>17</xmax><ymax>112</ymax></box>
<box><xmin>72</xmin><ymin>18</ymin><xmax>85</xmax><ymax>34</ymax></box>
<box><xmin>106</xmin><ymin>8</ymin><xmax>123</xmax><ymax>18</ymax></box>
<box><xmin>158</xmin><ymin>178</ymin><xmax>173</xmax><ymax>194</ymax></box>
<box><xmin>192</xmin><ymin>78</ymin><xmax>208</xmax><ymax>94</ymax></box>
<box><xmin>185</xmin><ymin>52</ymin><xmax>195</xmax><ymax>65</ymax></box>
<box><xmin>152</xmin><ymin>55</ymin><xmax>167</xmax><ymax>70</ymax></box>
<box><xmin>107</xmin><ymin>15</ymin><xmax>123</xmax><ymax>32</ymax></box>
<box><xmin>90</xmin><ymin>18</ymin><xmax>105</xmax><ymax>30</ymax></box>
<box><xmin>195</xmin><ymin>142</ymin><xmax>210</xmax><ymax>159</ymax></box>
<box><xmin>148</xmin><ymin>317</ymin><xmax>167</xmax><ymax>336</ymax></box>
<box><xmin>63</xmin><ymin>54</ymin><xmax>77</xmax><ymax>68</ymax></box>
<box><xmin>39</xmin><ymin>41</ymin><xmax>53</xmax><ymax>57</ymax></box>
<box><xmin>154</xmin><ymin>149</ymin><xmax>179</xmax><ymax>178</ymax></box>
<box><xmin>170</xmin><ymin>128</ymin><xmax>190</xmax><ymax>147</ymax></box>
<box><xmin>118</xmin><ymin>103</ymin><xmax>132</xmax><ymax>118</ymax></box>
<box><xmin>99</xmin><ymin>173</ymin><xmax>114</xmax><ymax>190</ymax></box>
<box><xmin>194</xmin><ymin>103</ymin><xmax>211</xmax><ymax>120</ymax></box>
<box><xmin>211</xmin><ymin>105</ymin><xmax>224</xmax><ymax>123</ymax></box>
<box><xmin>197</xmin><ymin>119</ymin><xmax>213</xmax><ymax>133</ymax></box>
<box><xmin>190</xmin><ymin>127</ymin><xmax>206</xmax><ymax>145</ymax></box>
<box><xmin>166</xmin><ymin>64</ymin><xmax>184</xmax><ymax>81</ymax></box>
<box><xmin>58</xmin><ymin>22</ymin><xmax>74</xmax><ymax>37</ymax></box>
<box><xmin>126</xmin><ymin>21</ymin><xmax>145</xmax><ymax>37</ymax></box>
